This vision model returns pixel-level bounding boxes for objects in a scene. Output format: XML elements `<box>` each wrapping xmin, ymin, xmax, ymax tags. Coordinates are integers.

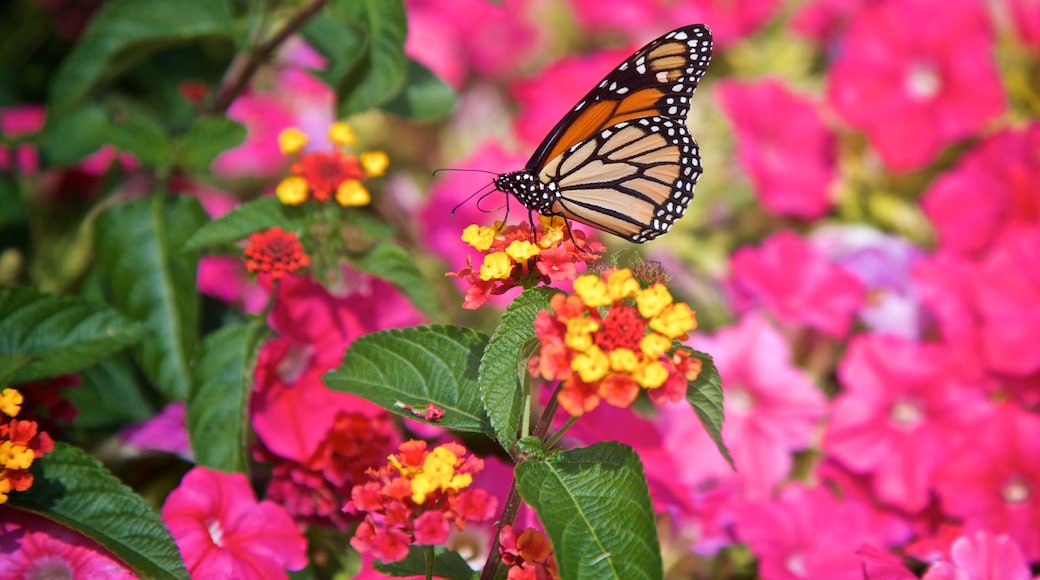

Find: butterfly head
<box><xmin>494</xmin><ymin>170</ymin><xmax>556</xmax><ymax>214</ymax></box>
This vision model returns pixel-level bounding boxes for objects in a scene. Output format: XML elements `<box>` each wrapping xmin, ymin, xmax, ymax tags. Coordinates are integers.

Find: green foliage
<box><xmin>9</xmin><ymin>443</ymin><xmax>189</xmax><ymax>579</ymax></box>
<box><xmin>37</xmin><ymin>105</ymin><xmax>111</xmax><ymax>167</ymax></box>
<box><xmin>183</xmin><ymin>196</ymin><xmax>307</xmax><ymax>251</ymax></box>
<box><xmin>374</xmin><ymin>546</ymin><xmax>476</xmax><ymax>579</ymax></box>
<box><xmin>324</xmin><ymin>325</ymin><xmax>493</xmax><ymax>436</ymax></box>
<box><xmin>684</xmin><ymin>349</ymin><xmax>734</xmax><ymax>468</ymax></box>
<box><xmin>188</xmin><ymin>322</ymin><xmax>265</xmax><ymax>472</ymax></box>
<box><xmin>95</xmin><ymin>195</ymin><xmax>207</xmax><ymax>400</ymax></box>
<box><xmin>174</xmin><ymin>116</ymin><xmax>247</xmax><ymax>173</ymax></box>
<box><xmin>381</xmin><ymin>59</ymin><xmax>457</xmax><ymax>121</ymax></box>
<box><xmin>0</xmin><ymin>286</ymin><xmax>143</xmax><ymax>383</ymax></box>
<box><xmin>516</xmin><ymin>442</ymin><xmax>663</xmax><ymax>580</ymax></box>
<box><xmin>478</xmin><ymin>287</ymin><xmax>556</xmax><ymax>453</ymax></box>
<box><xmin>349</xmin><ymin>242</ymin><xmax>444</xmax><ymax>321</ymax></box>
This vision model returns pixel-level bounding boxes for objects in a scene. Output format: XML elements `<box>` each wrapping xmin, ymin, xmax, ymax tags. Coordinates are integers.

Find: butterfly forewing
<box><xmin>500</xmin><ymin>24</ymin><xmax>712</xmax><ymax>243</ymax></box>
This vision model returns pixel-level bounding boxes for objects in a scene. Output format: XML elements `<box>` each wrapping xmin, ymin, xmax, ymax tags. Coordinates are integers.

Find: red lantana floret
<box><xmin>451</xmin><ymin>218</ymin><xmax>605</xmax><ymax>309</ymax></box>
<box><xmin>528</xmin><ymin>268</ymin><xmax>702</xmax><ymax>416</ymax></box>
<box><xmin>499</xmin><ymin>525</ymin><xmax>560</xmax><ymax>580</ymax></box>
<box><xmin>244</xmin><ymin>227</ymin><xmax>310</xmax><ymax>281</ymax></box>
<box><xmin>0</xmin><ymin>388</ymin><xmax>54</xmax><ymax>504</ymax></box>
<box><xmin>344</xmin><ymin>440</ymin><xmax>498</xmax><ymax>564</ymax></box>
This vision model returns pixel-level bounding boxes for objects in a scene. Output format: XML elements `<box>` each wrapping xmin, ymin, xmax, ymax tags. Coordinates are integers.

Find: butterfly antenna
<box><xmin>450</xmin><ymin>182</ymin><xmax>497</xmax><ymax>219</ymax></box>
<box><xmin>432</xmin><ymin>167</ymin><xmax>500</xmax><ymax>177</ymax></box>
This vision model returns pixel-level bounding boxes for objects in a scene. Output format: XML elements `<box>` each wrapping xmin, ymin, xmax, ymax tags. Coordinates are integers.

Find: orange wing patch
<box><xmin>543</xmin><ymin>88</ymin><xmax>665</xmax><ymax>163</ymax></box>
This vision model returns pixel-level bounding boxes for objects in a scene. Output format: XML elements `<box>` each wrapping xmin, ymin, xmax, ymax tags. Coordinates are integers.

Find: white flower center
<box><xmin>889</xmin><ymin>400</ymin><xmax>923</xmax><ymax>428</ymax></box>
<box><xmin>728</xmin><ymin>386</ymin><xmax>754</xmax><ymax>414</ymax></box>
<box><xmin>1003</xmin><ymin>478</ymin><xmax>1030</xmax><ymax>504</ymax></box>
<box><xmin>905</xmin><ymin>62</ymin><xmax>942</xmax><ymax>101</ymax></box>
<box><xmin>207</xmin><ymin>518</ymin><xmax>225</xmax><ymax>548</ymax></box>
<box><xmin>786</xmin><ymin>553</ymin><xmax>807</xmax><ymax>577</ymax></box>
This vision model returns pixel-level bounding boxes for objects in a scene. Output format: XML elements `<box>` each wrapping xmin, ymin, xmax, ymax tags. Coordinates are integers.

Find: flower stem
<box><xmin>424</xmin><ymin>544</ymin><xmax>434</xmax><ymax>580</ymax></box>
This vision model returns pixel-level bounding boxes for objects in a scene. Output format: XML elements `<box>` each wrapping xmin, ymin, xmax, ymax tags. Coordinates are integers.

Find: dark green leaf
<box><xmin>380</xmin><ymin>59</ymin><xmax>456</xmax><ymax>121</ymax></box>
<box><xmin>74</xmin><ymin>352</ymin><xmax>156</xmax><ymax>427</ymax></box>
<box><xmin>684</xmin><ymin>348</ymin><xmax>733</xmax><ymax>469</ymax></box>
<box><xmin>324</xmin><ymin>325</ymin><xmax>492</xmax><ymax>435</ymax></box>
<box><xmin>9</xmin><ymin>442</ymin><xmax>189</xmax><ymax>579</ymax></box>
<box><xmin>516</xmin><ymin>442</ymin><xmax>662</xmax><ymax>580</ymax></box>
<box><xmin>350</xmin><ymin>243</ymin><xmax>443</xmax><ymax>321</ymax></box>
<box><xmin>108</xmin><ymin>113</ymin><xmax>168</xmax><ymax>167</ymax></box>
<box><xmin>0</xmin><ymin>354</ymin><xmax>33</xmax><ymax>386</ymax></box>
<box><xmin>48</xmin><ymin>0</ymin><xmax>233</xmax><ymax>113</ymax></box>
<box><xmin>95</xmin><ymin>195</ymin><xmax>207</xmax><ymax>400</ymax></box>
<box><xmin>374</xmin><ymin>546</ymin><xmax>475</xmax><ymax>579</ymax></box>
<box><xmin>37</xmin><ymin>105</ymin><xmax>111</xmax><ymax>167</ymax></box>
<box><xmin>0</xmin><ymin>286</ymin><xmax>143</xmax><ymax>383</ymax></box>
<box><xmin>188</xmin><ymin>322</ymin><xmax>264</xmax><ymax>472</ymax></box>
<box><xmin>175</xmin><ymin>116</ymin><xmax>247</xmax><ymax>173</ymax></box>
<box><xmin>0</xmin><ymin>176</ymin><xmax>26</xmax><ymax>229</ymax></box>
<box><xmin>183</xmin><ymin>196</ymin><xmax>305</xmax><ymax>251</ymax></box>
<box><xmin>478</xmin><ymin>287</ymin><xmax>555</xmax><ymax>453</ymax></box>
<box><xmin>300</xmin><ymin>13</ymin><xmax>367</xmax><ymax>88</ymax></box>
<box><xmin>325</xmin><ymin>0</ymin><xmax>408</xmax><ymax>116</ymax></box>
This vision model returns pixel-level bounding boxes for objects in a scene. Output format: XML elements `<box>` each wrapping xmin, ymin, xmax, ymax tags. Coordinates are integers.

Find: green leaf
<box><xmin>48</xmin><ymin>0</ymin><xmax>233</xmax><ymax>113</ymax></box>
<box><xmin>324</xmin><ymin>325</ymin><xmax>492</xmax><ymax>435</ymax></box>
<box><xmin>37</xmin><ymin>105</ymin><xmax>111</xmax><ymax>167</ymax></box>
<box><xmin>108</xmin><ymin>112</ymin><xmax>169</xmax><ymax>167</ymax></box>
<box><xmin>374</xmin><ymin>546</ymin><xmax>475</xmax><ymax>579</ymax></box>
<box><xmin>9</xmin><ymin>442</ymin><xmax>189</xmax><ymax>579</ymax></box>
<box><xmin>380</xmin><ymin>58</ymin><xmax>456</xmax><ymax>121</ymax></box>
<box><xmin>0</xmin><ymin>286</ymin><xmax>143</xmax><ymax>383</ymax></box>
<box><xmin>0</xmin><ymin>176</ymin><xmax>26</xmax><ymax>229</ymax></box>
<box><xmin>478</xmin><ymin>287</ymin><xmax>556</xmax><ymax>453</ymax></box>
<box><xmin>74</xmin><ymin>352</ymin><xmax>156</xmax><ymax>427</ymax></box>
<box><xmin>174</xmin><ymin>116</ymin><xmax>246</xmax><ymax>173</ymax></box>
<box><xmin>300</xmin><ymin>12</ymin><xmax>367</xmax><ymax>89</ymax></box>
<box><xmin>0</xmin><ymin>354</ymin><xmax>34</xmax><ymax>385</ymax></box>
<box><xmin>188</xmin><ymin>322</ymin><xmax>264</xmax><ymax>472</ymax></box>
<box><xmin>324</xmin><ymin>0</ymin><xmax>408</xmax><ymax>116</ymax></box>
<box><xmin>350</xmin><ymin>242</ymin><xmax>443</xmax><ymax>321</ymax></box>
<box><xmin>515</xmin><ymin>442</ymin><xmax>662</xmax><ymax>580</ymax></box>
<box><xmin>183</xmin><ymin>196</ymin><xmax>305</xmax><ymax>251</ymax></box>
<box><xmin>95</xmin><ymin>195</ymin><xmax>207</xmax><ymax>400</ymax></box>
<box><xmin>684</xmin><ymin>348</ymin><xmax>734</xmax><ymax>469</ymax></box>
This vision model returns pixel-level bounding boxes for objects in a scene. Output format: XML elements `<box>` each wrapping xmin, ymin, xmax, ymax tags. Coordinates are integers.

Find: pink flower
<box><xmin>197</xmin><ymin>255</ymin><xmax>270</xmax><ymax>314</ymax></box>
<box><xmin>827</xmin><ymin>0</ymin><xmax>1006</xmax><ymax>171</ymax></box>
<box><xmin>213</xmin><ymin>92</ymin><xmax>296</xmax><ymax>178</ymax></box>
<box><xmin>162</xmin><ymin>467</ymin><xmax>308</xmax><ymax>579</ymax></box>
<box><xmin>121</xmin><ymin>401</ymin><xmax>192</xmax><ymax>460</ymax></box>
<box><xmin>689</xmin><ymin>314</ymin><xmax>828</xmax><ymax>498</ymax></box>
<box><xmin>405</xmin><ymin>0</ymin><xmax>538</xmax><ymax>88</ymax></box>
<box><xmin>733</xmin><ymin>484</ymin><xmax>876</xmax><ymax>579</ymax></box>
<box><xmin>933</xmin><ymin>404</ymin><xmax>1040</xmax><ymax>561</ymax></box>
<box><xmin>922</xmin><ymin>529</ymin><xmax>1033</xmax><ymax>580</ymax></box>
<box><xmin>727</xmin><ymin>230</ymin><xmax>865</xmax><ymax>337</ymax></box>
<box><xmin>716</xmin><ymin>79</ymin><xmax>837</xmax><ymax>219</ymax></box>
<box><xmin>0</xmin><ymin>508</ymin><xmax>135</xmax><ymax>579</ymax></box>
<box><xmin>0</xmin><ymin>104</ymin><xmax>46</xmax><ymax>174</ymax></box>
<box><xmin>856</xmin><ymin>545</ymin><xmax>917</xmax><ymax>580</ymax></box>
<box><xmin>790</xmin><ymin>0</ymin><xmax>877</xmax><ymax>46</ymax></box>
<box><xmin>922</xmin><ymin>124</ymin><xmax>1040</xmax><ymax>257</ymax></box>
<box><xmin>823</xmin><ymin>334</ymin><xmax>993</xmax><ymax>512</ymax></box>
<box><xmin>1006</xmin><ymin>0</ymin><xmax>1040</xmax><ymax>51</ymax></box>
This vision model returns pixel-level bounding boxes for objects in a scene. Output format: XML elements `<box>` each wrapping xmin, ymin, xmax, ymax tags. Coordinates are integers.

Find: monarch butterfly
<box><xmin>494</xmin><ymin>24</ymin><xmax>713</xmax><ymax>243</ymax></box>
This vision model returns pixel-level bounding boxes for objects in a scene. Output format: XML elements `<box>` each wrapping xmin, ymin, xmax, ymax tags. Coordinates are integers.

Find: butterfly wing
<box><xmin>527</xmin><ymin>24</ymin><xmax>712</xmax><ymax>242</ymax></box>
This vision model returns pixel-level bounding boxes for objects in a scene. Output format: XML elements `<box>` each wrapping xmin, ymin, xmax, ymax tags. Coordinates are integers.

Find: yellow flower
<box><xmin>636</xmin><ymin>283</ymin><xmax>673</xmax><ymax>319</ymax></box>
<box><xmin>461</xmin><ymin>225</ymin><xmax>497</xmax><ymax>251</ymax></box>
<box><xmin>410</xmin><ymin>446</ymin><xmax>472</xmax><ymax>504</ymax></box>
<box><xmin>0</xmin><ymin>475</ymin><xmax>11</xmax><ymax>505</ymax></box>
<box><xmin>573</xmin><ymin>275</ymin><xmax>612</xmax><ymax>308</ymax></box>
<box><xmin>565</xmin><ymin>317</ymin><xmax>600</xmax><ymax>352</ymax></box>
<box><xmin>633</xmin><ymin>360</ymin><xmax>668</xmax><ymax>389</ymax></box>
<box><xmin>0</xmin><ymin>388</ymin><xmax>23</xmax><ymax>417</ymax></box>
<box><xmin>639</xmin><ymin>333</ymin><xmax>671</xmax><ymax>359</ymax></box>
<box><xmin>571</xmin><ymin>345</ymin><xmax>609</xmax><ymax>383</ymax></box>
<box><xmin>277</xmin><ymin>128</ymin><xmax>308</xmax><ymax>155</ymax></box>
<box><xmin>608</xmin><ymin>348</ymin><xmax>639</xmax><ymax>372</ymax></box>
<box><xmin>537</xmin><ymin>225</ymin><xmax>564</xmax><ymax>249</ymax></box>
<box><xmin>0</xmin><ymin>441</ymin><xmax>33</xmax><ymax>470</ymax></box>
<box><xmin>506</xmin><ymin>240</ymin><xmax>540</xmax><ymax>262</ymax></box>
<box><xmin>360</xmin><ymin>151</ymin><xmax>390</xmax><ymax>177</ymax></box>
<box><xmin>649</xmin><ymin>303</ymin><xmax>697</xmax><ymax>339</ymax></box>
<box><xmin>335</xmin><ymin>180</ymin><xmax>371</xmax><ymax>207</ymax></box>
<box><xmin>328</xmin><ymin>121</ymin><xmax>357</xmax><ymax>146</ymax></box>
<box><xmin>479</xmin><ymin>252</ymin><xmax>513</xmax><ymax>281</ymax></box>
<box><xmin>607</xmin><ymin>269</ymin><xmax>640</xmax><ymax>301</ymax></box>
<box><xmin>276</xmin><ymin>176</ymin><xmax>309</xmax><ymax>205</ymax></box>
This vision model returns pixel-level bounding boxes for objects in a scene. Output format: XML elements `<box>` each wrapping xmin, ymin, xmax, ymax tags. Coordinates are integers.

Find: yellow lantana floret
<box><xmin>633</xmin><ymin>360</ymin><xmax>668</xmax><ymax>389</ymax></box>
<box><xmin>461</xmin><ymin>225</ymin><xmax>496</xmax><ymax>251</ymax></box>
<box><xmin>328</xmin><ymin>121</ymin><xmax>357</xmax><ymax>146</ymax></box>
<box><xmin>0</xmin><ymin>441</ymin><xmax>33</xmax><ymax>470</ymax></box>
<box><xmin>336</xmin><ymin>180</ymin><xmax>371</xmax><ymax>207</ymax></box>
<box><xmin>506</xmin><ymin>240</ymin><xmax>540</xmax><ymax>262</ymax></box>
<box><xmin>410</xmin><ymin>447</ymin><xmax>471</xmax><ymax>504</ymax></box>
<box><xmin>277</xmin><ymin>128</ymin><xmax>308</xmax><ymax>155</ymax></box>
<box><xmin>607</xmin><ymin>269</ymin><xmax>640</xmax><ymax>301</ymax></box>
<box><xmin>608</xmin><ymin>348</ymin><xmax>639</xmax><ymax>373</ymax></box>
<box><xmin>565</xmin><ymin>317</ymin><xmax>600</xmax><ymax>352</ymax></box>
<box><xmin>573</xmin><ymin>275</ymin><xmax>612</xmax><ymax>308</ymax></box>
<box><xmin>360</xmin><ymin>151</ymin><xmax>390</xmax><ymax>177</ymax></box>
<box><xmin>276</xmin><ymin>176</ymin><xmax>309</xmax><ymax>205</ymax></box>
<box><xmin>0</xmin><ymin>388</ymin><xmax>23</xmax><ymax>417</ymax></box>
<box><xmin>649</xmin><ymin>303</ymin><xmax>697</xmax><ymax>339</ymax></box>
<box><xmin>479</xmin><ymin>252</ymin><xmax>513</xmax><ymax>281</ymax></box>
<box><xmin>571</xmin><ymin>345</ymin><xmax>609</xmax><ymax>383</ymax></box>
<box><xmin>636</xmin><ymin>283</ymin><xmax>673</xmax><ymax>319</ymax></box>
<box><xmin>640</xmin><ymin>333</ymin><xmax>672</xmax><ymax>359</ymax></box>
<box><xmin>537</xmin><ymin>226</ymin><xmax>564</xmax><ymax>249</ymax></box>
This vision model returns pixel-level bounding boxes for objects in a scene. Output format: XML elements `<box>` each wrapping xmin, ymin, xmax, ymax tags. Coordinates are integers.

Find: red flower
<box><xmin>244</xmin><ymin>227</ymin><xmax>310</xmax><ymax>281</ymax></box>
<box><xmin>290</xmin><ymin>150</ymin><xmax>364</xmax><ymax>201</ymax></box>
<box><xmin>499</xmin><ymin>525</ymin><xmax>559</xmax><ymax>580</ymax></box>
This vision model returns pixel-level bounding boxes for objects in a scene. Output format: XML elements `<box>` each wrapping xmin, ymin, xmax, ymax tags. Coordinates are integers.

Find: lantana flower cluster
<box><xmin>344</xmin><ymin>440</ymin><xmax>498</xmax><ymax>563</ymax></box>
<box><xmin>452</xmin><ymin>217</ymin><xmax>605</xmax><ymax>309</ymax></box>
<box><xmin>499</xmin><ymin>525</ymin><xmax>559</xmax><ymax>580</ymax></box>
<box><xmin>243</xmin><ymin>226</ymin><xmax>311</xmax><ymax>282</ymax></box>
<box><xmin>0</xmin><ymin>387</ymin><xmax>54</xmax><ymax>504</ymax></box>
<box><xmin>530</xmin><ymin>268</ymin><xmax>702</xmax><ymax>416</ymax></box>
<box><xmin>275</xmin><ymin>121</ymin><xmax>389</xmax><ymax>207</ymax></box>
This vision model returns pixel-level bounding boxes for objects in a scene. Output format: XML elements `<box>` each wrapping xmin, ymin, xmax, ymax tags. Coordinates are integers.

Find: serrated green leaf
<box><xmin>325</xmin><ymin>0</ymin><xmax>408</xmax><ymax>116</ymax></box>
<box><xmin>188</xmin><ymin>322</ymin><xmax>264</xmax><ymax>472</ymax></box>
<box><xmin>350</xmin><ymin>243</ymin><xmax>443</xmax><ymax>321</ymax></box>
<box><xmin>9</xmin><ymin>442</ymin><xmax>189</xmax><ymax>579</ymax></box>
<box><xmin>175</xmin><ymin>116</ymin><xmax>246</xmax><ymax>173</ymax></box>
<box><xmin>95</xmin><ymin>195</ymin><xmax>207</xmax><ymax>400</ymax></box>
<box><xmin>0</xmin><ymin>354</ymin><xmax>34</xmax><ymax>385</ymax></box>
<box><xmin>37</xmin><ymin>105</ymin><xmax>111</xmax><ymax>167</ymax></box>
<box><xmin>684</xmin><ymin>348</ymin><xmax>734</xmax><ymax>469</ymax></box>
<box><xmin>300</xmin><ymin>12</ymin><xmax>367</xmax><ymax>88</ymax></box>
<box><xmin>380</xmin><ymin>58</ymin><xmax>456</xmax><ymax>121</ymax></box>
<box><xmin>183</xmin><ymin>196</ymin><xmax>306</xmax><ymax>251</ymax></box>
<box><xmin>108</xmin><ymin>113</ymin><xmax>168</xmax><ymax>167</ymax></box>
<box><xmin>0</xmin><ymin>286</ymin><xmax>144</xmax><ymax>383</ymax></box>
<box><xmin>324</xmin><ymin>325</ymin><xmax>492</xmax><ymax>435</ymax></box>
<box><xmin>74</xmin><ymin>352</ymin><xmax>156</xmax><ymax>427</ymax></box>
<box><xmin>478</xmin><ymin>287</ymin><xmax>556</xmax><ymax>453</ymax></box>
<box><xmin>374</xmin><ymin>546</ymin><xmax>475</xmax><ymax>579</ymax></box>
<box><xmin>516</xmin><ymin>442</ymin><xmax>662</xmax><ymax>580</ymax></box>
<box><xmin>48</xmin><ymin>0</ymin><xmax>233</xmax><ymax>113</ymax></box>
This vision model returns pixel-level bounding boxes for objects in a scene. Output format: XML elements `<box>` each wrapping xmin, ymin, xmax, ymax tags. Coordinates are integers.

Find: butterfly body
<box><xmin>497</xmin><ymin>24</ymin><xmax>713</xmax><ymax>243</ymax></box>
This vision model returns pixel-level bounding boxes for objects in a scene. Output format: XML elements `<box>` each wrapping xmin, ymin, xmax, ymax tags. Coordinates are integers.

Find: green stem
<box><xmin>544</xmin><ymin>416</ymin><xmax>577</xmax><ymax>449</ymax></box>
<box><xmin>424</xmin><ymin>544</ymin><xmax>434</xmax><ymax>580</ymax></box>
